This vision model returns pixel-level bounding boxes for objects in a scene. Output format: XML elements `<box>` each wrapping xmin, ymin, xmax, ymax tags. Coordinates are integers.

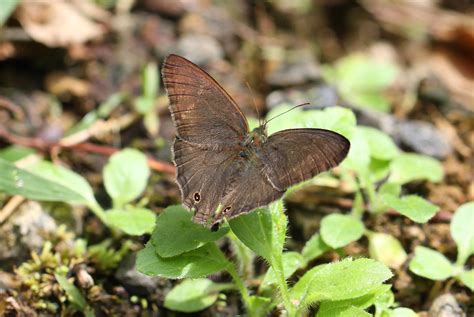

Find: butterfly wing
<box><xmin>261</xmin><ymin>128</ymin><xmax>350</xmax><ymax>191</ymax></box>
<box><xmin>173</xmin><ymin>138</ymin><xmax>242</xmax><ymax>224</ymax></box>
<box><xmin>162</xmin><ymin>54</ymin><xmax>249</xmax><ymax>147</ymax></box>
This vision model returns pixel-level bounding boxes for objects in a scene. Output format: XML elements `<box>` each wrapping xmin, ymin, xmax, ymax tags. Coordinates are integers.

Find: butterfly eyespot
<box><xmin>239</xmin><ymin>151</ymin><xmax>247</xmax><ymax>159</ymax></box>
<box><xmin>223</xmin><ymin>206</ymin><xmax>231</xmax><ymax>213</ymax></box>
<box><xmin>194</xmin><ymin>193</ymin><xmax>201</xmax><ymax>202</ymax></box>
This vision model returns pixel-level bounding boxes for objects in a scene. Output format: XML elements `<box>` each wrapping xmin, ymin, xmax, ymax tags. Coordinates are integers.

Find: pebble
<box><xmin>429</xmin><ymin>293</ymin><xmax>466</xmax><ymax>317</ymax></box>
<box><xmin>174</xmin><ymin>34</ymin><xmax>224</xmax><ymax>65</ymax></box>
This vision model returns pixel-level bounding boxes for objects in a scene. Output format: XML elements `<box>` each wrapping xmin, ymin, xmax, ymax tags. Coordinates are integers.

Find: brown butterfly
<box><xmin>162</xmin><ymin>54</ymin><xmax>350</xmax><ymax>229</ymax></box>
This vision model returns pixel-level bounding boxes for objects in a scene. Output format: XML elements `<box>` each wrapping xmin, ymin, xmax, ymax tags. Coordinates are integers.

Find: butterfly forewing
<box><xmin>162</xmin><ymin>54</ymin><xmax>248</xmax><ymax>146</ymax></box>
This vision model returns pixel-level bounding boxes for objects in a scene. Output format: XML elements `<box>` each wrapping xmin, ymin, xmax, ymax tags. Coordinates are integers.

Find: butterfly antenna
<box><xmin>245</xmin><ymin>81</ymin><xmax>262</xmax><ymax>126</ymax></box>
<box><xmin>263</xmin><ymin>102</ymin><xmax>310</xmax><ymax>127</ymax></box>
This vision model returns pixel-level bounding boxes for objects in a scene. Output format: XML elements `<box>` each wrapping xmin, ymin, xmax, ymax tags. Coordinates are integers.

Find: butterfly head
<box><xmin>250</xmin><ymin>125</ymin><xmax>268</xmax><ymax>146</ymax></box>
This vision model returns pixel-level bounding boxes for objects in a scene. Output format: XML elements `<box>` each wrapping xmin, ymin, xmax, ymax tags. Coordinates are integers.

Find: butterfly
<box><xmin>162</xmin><ymin>54</ymin><xmax>350</xmax><ymax>229</ymax></box>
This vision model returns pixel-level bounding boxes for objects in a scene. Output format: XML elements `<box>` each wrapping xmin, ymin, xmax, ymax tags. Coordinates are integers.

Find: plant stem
<box><xmin>272</xmin><ymin>254</ymin><xmax>296</xmax><ymax>316</ymax></box>
<box><xmin>88</xmin><ymin>202</ymin><xmax>107</xmax><ymax>224</ymax></box>
<box><xmin>226</xmin><ymin>263</ymin><xmax>255</xmax><ymax>316</ymax></box>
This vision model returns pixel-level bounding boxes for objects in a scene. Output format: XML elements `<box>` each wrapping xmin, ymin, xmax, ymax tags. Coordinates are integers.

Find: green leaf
<box><xmin>369</xmin><ymin>233</ymin><xmax>407</xmax><ymax>269</ymax></box>
<box><xmin>0</xmin><ymin>159</ymin><xmax>83</xmax><ymax>203</ymax></box>
<box><xmin>230</xmin><ymin>208</ymin><xmax>273</xmax><ymax>262</ymax></box>
<box><xmin>341</xmin><ymin>128</ymin><xmax>370</xmax><ymax>173</ymax></box>
<box><xmin>382</xmin><ymin>195</ymin><xmax>439</xmax><ymax>223</ymax></box>
<box><xmin>317</xmin><ymin>284</ymin><xmax>391</xmax><ymax>316</ymax></box>
<box><xmin>136</xmin><ymin>242</ymin><xmax>229</xmax><ymax>279</ymax></box>
<box><xmin>269</xmin><ymin>200</ymin><xmax>287</xmax><ymax>259</ymax></box>
<box><xmin>389</xmin><ymin>153</ymin><xmax>443</xmax><ymax>184</ymax></box>
<box><xmin>458</xmin><ymin>270</ymin><xmax>474</xmax><ymax>291</ymax></box>
<box><xmin>164</xmin><ymin>279</ymin><xmax>232</xmax><ymax>313</ymax></box>
<box><xmin>262</xmin><ymin>252</ymin><xmax>304</xmax><ymax>287</ymax></box>
<box><xmin>301</xmin><ymin>233</ymin><xmax>330</xmax><ymax>264</ymax></box>
<box><xmin>321</xmin><ymin>214</ymin><xmax>365</xmax><ymax>249</ymax></box>
<box><xmin>54</xmin><ymin>273</ymin><xmax>88</xmax><ymax>310</ymax></box>
<box><xmin>248</xmin><ymin>296</ymin><xmax>272</xmax><ymax>316</ymax></box>
<box><xmin>105</xmin><ymin>208</ymin><xmax>155</xmax><ymax>235</ymax></box>
<box><xmin>26</xmin><ymin>160</ymin><xmax>98</xmax><ymax>206</ymax></box>
<box><xmin>0</xmin><ymin>0</ymin><xmax>19</xmax><ymax>27</ymax></box>
<box><xmin>317</xmin><ymin>305</ymin><xmax>371</xmax><ymax>317</ymax></box>
<box><xmin>409</xmin><ymin>246</ymin><xmax>454</xmax><ymax>280</ymax></box>
<box><xmin>290</xmin><ymin>258</ymin><xmax>392</xmax><ymax>306</ymax></box>
<box><xmin>103</xmin><ymin>149</ymin><xmax>150</xmax><ymax>208</ymax></box>
<box><xmin>0</xmin><ymin>145</ymin><xmax>36</xmax><ymax>162</ymax></box>
<box><xmin>359</xmin><ymin>126</ymin><xmax>399</xmax><ymax>160</ymax></box>
<box><xmin>450</xmin><ymin>202</ymin><xmax>474</xmax><ymax>263</ymax></box>
<box><xmin>389</xmin><ymin>307</ymin><xmax>419</xmax><ymax>317</ymax></box>
<box><xmin>152</xmin><ymin>205</ymin><xmax>229</xmax><ymax>257</ymax></box>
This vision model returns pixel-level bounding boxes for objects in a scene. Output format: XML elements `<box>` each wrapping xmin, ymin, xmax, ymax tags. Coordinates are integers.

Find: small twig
<box><xmin>0</xmin><ymin>195</ymin><xmax>25</xmax><ymax>224</ymax></box>
<box><xmin>0</xmin><ymin>96</ymin><xmax>25</xmax><ymax>119</ymax></box>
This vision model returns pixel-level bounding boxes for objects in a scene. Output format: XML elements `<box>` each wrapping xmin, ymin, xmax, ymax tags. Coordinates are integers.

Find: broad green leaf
<box><xmin>369</xmin><ymin>233</ymin><xmax>407</xmax><ymax>269</ymax></box>
<box><xmin>389</xmin><ymin>153</ymin><xmax>443</xmax><ymax>184</ymax></box>
<box><xmin>164</xmin><ymin>279</ymin><xmax>232</xmax><ymax>313</ymax></box>
<box><xmin>262</xmin><ymin>252</ymin><xmax>304</xmax><ymax>286</ymax></box>
<box><xmin>382</xmin><ymin>195</ymin><xmax>439</xmax><ymax>223</ymax></box>
<box><xmin>390</xmin><ymin>307</ymin><xmax>419</xmax><ymax>317</ymax></box>
<box><xmin>103</xmin><ymin>149</ymin><xmax>150</xmax><ymax>208</ymax></box>
<box><xmin>0</xmin><ymin>145</ymin><xmax>35</xmax><ymax>162</ymax></box>
<box><xmin>54</xmin><ymin>273</ymin><xmax>89</xmax><ymax>311</ymax></box>
<box><xmin>27</xmin><ymin>160</ymin><xmax>98</xmax><ymax>206</ymax></box>
<box><xmin>230</xmin><ymin>208</ymin><xmax>273</xmax><ymax>261</ymax></box>
<box><xmin>359</xmin><ymin>127</ymin><xmax>399</xmax><ymax>160</ymax></box>
<box><xmin>0</xmin><ymin>159</ymin><xmax>83</xmax><ymax>203</ymax></box>
<box><xmin>409</xmin><ymin>246</ymin><xmax>454</xmax><ymax>280</ymax></box>
<box><xmin>341</xmin><ymin>128</ymin><xmax>370</xmax><ymax>173</ymax></box>
<box><xmin>369</xmin><ymin>158</ymin><xmax>391</xmax><ymax>182</ymax></box>
<box><xmin>290</xmin><ymin>258</ymin><xmax>392</xmax><ymax>305</ymax></box>
<box><xmin>317</xmin><ymin>284</ymin><xmax>391</xmax><ymax>316</ymax></box>
<box><xmin>458</xmin><ymin>270</ymin><xmax>474</xmax><ymax>291</ymax></box>
<box><xmin>378</xmin><ymin>182</ymin><xmax>401</xmax><ymax>197</ymax></box>
<box><xmin>136</xmin><ymin>242</ymin><xmax>229</xmax><ymax>279</ymax></box>
<box><xmin>450</xmin><ymin>202</ymin><xmax>474</xmax><ymax>262</ymax></box>
<box><xmin>301</xmin><ymin>233</ymin><xmax>330</xmax><ymax>264</ymax></box>
<box><xmin>248</xmin><ymin>296</ymin><xmax>272</xmax><ymax>316</ymax></box>
<box><xmin>317</xmin><ymin>305</ymin><xmax>371</xmax><ymax>317</ymax></box>
<box><xmin>0</xmin><ymin>0</ymin><xmax>19</xmax><ymax>26</ymax></box>
<box><xmin>153</xmin><ymin>205</ymin><xmax>229</xmax><ymax>257</ymax></box>
<box><xmin>321</xmin><ymin>214</ymin><xmax>365</xmax><ymax>249</ymax></box>
<box><xmin>105</xmin><ymin>208</ymin><xmax>155</xmax><ymax>235</ymax></box>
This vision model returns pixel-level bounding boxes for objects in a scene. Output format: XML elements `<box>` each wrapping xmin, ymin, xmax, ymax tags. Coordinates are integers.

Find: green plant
<box><xmin>409</xmin><ymin>202</ymin><xmax>474</xmax><ymax>291</ymax></box>
<box><xmin>0</xmin><ymin>147</ymin><xmax>155</xmax><ymax>236</ymax></box>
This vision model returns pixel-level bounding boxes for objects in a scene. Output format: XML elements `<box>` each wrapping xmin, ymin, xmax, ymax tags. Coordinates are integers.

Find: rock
<box><xmin>429</xmin><ymin>293</ymin><xmax>466</xmax><ymax>317</ymax></box>
<box><xmin>0</xmin><ymin>201</ymin><xmax>57</xmax><ymax>268</ymax></box>
<box><xmin>115</xmin><ymin>252</ymin><xmax>169</xmax><ymax>296</ymax></box>
<box><xmin>174</xmin><ymin>34</ymin><xmax>224</xmax><ymax>65</ymax></box>
<box><xmin>395</xmin><ymin>120</ymin><xmax>453</xmax><ymax>159</ymax></box>
<box><xmin>266</xmin><ymin>51</ymin><xmax>320</xmax><ymax>87</ymax></box>
<box><xmin>266</xmin><ymin>84</ymin><xmax>339</xmax><ymax>109</ymax></box>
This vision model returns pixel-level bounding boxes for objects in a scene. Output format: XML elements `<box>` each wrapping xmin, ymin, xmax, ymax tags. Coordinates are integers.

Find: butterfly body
<box><xmin>162</xmin><ymin>54</ymin><xmax>350</xmax><ymax>227</ymax></box>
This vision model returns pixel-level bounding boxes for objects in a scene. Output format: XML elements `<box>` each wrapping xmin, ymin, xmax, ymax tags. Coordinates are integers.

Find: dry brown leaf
<box><xmin>16</xmin><ymin>1</ymin><xmax>106</xmax><ymax>47</ymax></box>
<box><xmin>45</xmin><ymin>72</ymin><xmax>90</xmax><ymax>97</ymax></box>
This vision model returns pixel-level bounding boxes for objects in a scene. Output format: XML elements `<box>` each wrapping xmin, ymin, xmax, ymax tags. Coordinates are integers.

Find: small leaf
<box><xmin>359</xmin><ymin>126</ymin><xmax>399</xmax><ymax>161</ymax></box>
<box><xmin>248</xmin><ymin>296</ymin><xmax>272</xmax><ymax>316</ymax></box>
<box><xmin>54</xmin><ymin>273</ymin><xmax>88</xmax><ymax>310</ymax></box>
<box><xmin>103</xmin><ymin>149</ymin><xmax>150</xmax><ymax>208</ymax></box>
<box><xmin>458</xmin><ymin>270</ymin><xmax>474</xmax><ymax>291</ymax></box>
<box><xmin>409</xmin><ymin>246</ymin><xmax>454</xmax><ymax>280</ymax></box>
<box><xmin>341</xmin><ymin>128</ymin><xmax>370</xmax><ymax>173</ymax></box>
<box><xmin>262</xmin><ymin>252</ymin><xmax>304</xmax><ymax>286</ymax></box>
<box><xmin>27</xmin><ymin>160</ymin><xmax>98</xmax><ymax>206</ymax></box>
<box><xmin>136</xmin><ymin>242</ymin><xmax>229</xmax><ymax>279</ymax></box>
<box><xmin>369</xmin><ymin>233</ymin><xmax>407</xmax><ymax>269</ymax></box>
<box><xmin>0</xmin><ymin>159</ymin><xmax>83</xmax><ymax>203</ymax></box>
<box><xmin>0</xmin><ymin>145</ymin><xmax>36</xmax><ymax>162</ymax></box>
<box><xmin>389</xmin><ymin>307</ymin><xmax>419</xmax><ymax>317</ymax></box>
<box><xmin>164</xmin><ymin>279</ymin><xmax>231</xmax><ymax>313</ymax></box>
<box><xmin>290</xmin><ymin>258</ymin><xmax>392</xmax><ymax>306</ymax></box>
<box><xmin>389</xmin><ymin>153</ymin><xmax>443</xmax><ymax>184</ymax></box>
<box><xmin>153</xmin><ymin>205</ymin><xmax>228</xmax><ymax>257</ymax></box>
<box><xmin>382</xmin><ymin>195</ymin><xmax>439</xmax><ymax>223</ymax></box>
<box><xmin>321</xmin><ymin>214</ymin><xmax>365</xmax><ymax>249</ymax></box>
<box><xmin>317</xmin><ymin>305</ymin><xmax>371</xmax><ymax>317</ymax></box>
<box><xmin>230</xmin><ymin>208</ymin><xmax>273</xmax><ymax>262</ymax></box>
<box><xmin>302</xmin><ymin>233</ymin><xmax>330</xmax><ymax>264</ymax></box>
<box><xmin>105</xmin><ymin>208</ymin><xmax>156</xmax><ymax>235</ymax></box>
<box><xmin>450</xmin><ymin>202</ymin><xmax>474</xmax><ymax>262</ymax></box>
<box><xmin>0</xmin><ymin>0</ymin><xmax>19</xmax><ymax>26</ymax></box>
